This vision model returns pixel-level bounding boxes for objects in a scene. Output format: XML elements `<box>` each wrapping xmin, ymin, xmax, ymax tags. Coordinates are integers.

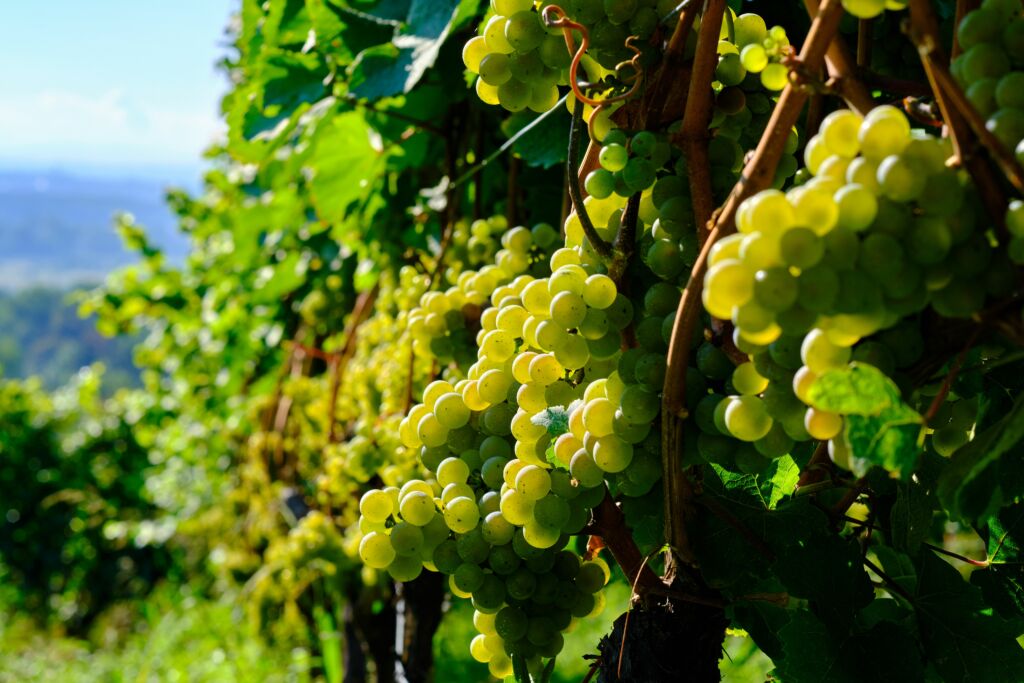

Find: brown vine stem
<box><xmin>951</xmin><ymin>0</ymin><xmax>981</xmax><ymax>61</ymax></box>
<box><xmin>568</xmin><ymin>99</ymin><xmax>614</xmax><ymax>263</ymax></box>
<box><xmin>327</xmin><ymin>284</ymin><xmax>380</xmax><ymax>443</ymax></box>
<box><xmin>907</xmin><ymin>0</ymin><xmax>1011</xmax><ymax>232</ymax></box>
<box><xmin>591</xmin><ymin>491</ymin><xmax>661</xmax><ymax>591</ymax></box>
<box><xmin>640</xmin><ymin>0</ymin><xmax>699</xmax><ymax>127</ymax></box>
<box><xmin>660</xmin><ymin>0</ymin><xmax>847</xmax><ymax>572</ymax></box>
<box><xmin>609</xmin><ymin>192</ymin><xmax>641</xmax><ymax>283</ymax></box>
<box><xmin>674</xmin><ymin>0</ymin><xmax>725</xmax><ymax>247</ymax></box>
<box><xmin>803</xmin><ymin>0</ymin><xmax>875</xmax><ymax>115</ymax></box>
<box><xmin>857</xmin><ymin>19</ymin><xmax>873</xmax><ymax>67</ymax></box>
<box><xmin>658</xmin><ymin>0</ymin><xmax>726</xmax><ymax>575</ymax></box>
<box><xmin>795</xmin><ymin>441</ymin><xmax>832</xmax><ymax>489</ymax></box>
<box><xmin>928</xmin><ymin>64</ymin><xmax>1024</xmax><ymax>196</ymax></box>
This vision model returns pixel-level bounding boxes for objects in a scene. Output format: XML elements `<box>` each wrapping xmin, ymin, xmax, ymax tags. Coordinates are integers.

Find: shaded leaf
<box><xmin>915</xmin><ymin>552</ymin><xmax>1024</xmax><ymax>680</ymax></box>
<box><xmin>809</xmin><ymin>363</ymin><xmax>899</xmax><ymax>415</ymax></box>
<box><xmin>938</xmin><ymin>392</ymin><xmax>1024</xmax><ymax>523</ymax></box>
<box><xmin>776</xmin><ymin>610</ymin><xmax>925</xmax><ymax>682</ymax></box>
<box><xmin>890</xmin><ymin>478</ymin><xmax>936</xmax><ymax>554</ymax></box>
<box><xmin>972</xmin><ymin>503</ymin><xmax>1024</xmax><ymax>627</ymax></box>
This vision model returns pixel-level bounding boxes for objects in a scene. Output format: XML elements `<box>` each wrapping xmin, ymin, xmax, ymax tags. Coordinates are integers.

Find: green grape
<box><xmin>479</xmin><ymin>53</ymin><xmax>512</xmax><ymax>85</ymax></box>
<box><xmin>760</xmin><ymin>63</ymin><xmax>788</xmax><ymax>91</ymax></box>
<box><xmin>599</xmin><ymin>144</ymin><xmax>628</xmax><ymax>172</ymax></box>
<box><xmin>734</xmin><ymin>13</ymin><xmax>768</xmax><ymax>47</ymax></box>
<box><xmin>359</xmin><ymin>489</ymin><xmax>394</xmax><ymax>523</ymax></box>
<box><xmin>733</xmin><ymin>362</ymin><xmax>769</xmax><ymax>395</ymax></box>
<box><xmin>805</xmin><ymin>408</ymin><xmax>843</xmax><ymax>440</ymax></box>
<box><xmin>388</xmin><ymin>554</ymin><xmax>424</xmax><ymax>582</ymax></box>
<box><xmin>534</xmin><ymin>495</ymin><xmax>571</xmax><ymax>529</ymax></box>
<box><xmin>834</xmin><ymin>183</ymin><xmax>878</xmax><ymax>231</ymax></box>
<box><xmin>550</xmin><ymin>291</ymin><xmax>587</xmax><ymax>328</ymax></box>
<box><xmin>569</xmin><ymin>449</ymin><xmax>605</xmax><ymax>487</ymax></box>
<box><xmin>740</xmin><ymin>43</ymin><xmax>768</xmax><ymax>72</ymax></box>
<box><xmin>359</xmin><ymin>531</ymin><xmax>396</xmax><ymax>569</ymax></box>
<box><xmin>798</xmin><ymin>263</ymin><xmax>840</xmax><ymax>313</ymax></box>
<box><xmin>434</xmin><ymin>392</ymin><xmax>471</xmax><ymax>428</ymax></box>
<box><xmin>585</xmin><ymin>169</ymin><xmax>615</xmax><ymax>199</ymax></box>
<box><xmin>841</xmin><ymin>0</ymin><xmax>885</xmax><ymax>19</ymax></box>
<box><xmin>400</xmin><ymin>491</ymin><xmax>437</xmax><ymax>526</ymax></box>
<box><xmin>716</xmin><ymin>52</ymin><xmax>747</xmax><ymax>86</ymax></box>
<box><xmin>858</xmin><ymin>105</ymin><xmax>911</xmax><ymax>160</ymax></box>
<box><xmin>801</xmin><ymin>329</ymin><xmax>852</xmax><ymax>373</ymax></box>
<box><xmin>483</xmin><ymin>15</ymin><xmax>515</xmax><ymax>54</ymax></box>
<box><xmin>753</xmin><ymin>267</ymin><xmax>799</xmax><ymax>311</ymax></box>
<box><xmin>444</xmin><ymin>496</ymin><xmax>481</xmax><ymax>533</ymax></box>
<box><xmin>498</xmin><ymin>79</ymin><xmax>531</xmax><ymax>111</ymax></box>
<box><xmin>724</xmin><ymin>395</ymin><xmax>773</xmax><ymax>441</ymax></box>
<box><xmin>505</xmin><ymin>10</ymin><xmax>545</xmax><ymax>52</ymax></box>
<box><xmin>516</xmin><ymin>465</ymin><xmax>552</xmax><ymax>500</ymax></box>
<box><xmin>780</xmin><ymin>228</ymin><xmax>824</xmax><ymax>269</ymax></box>
<box><xmin>592</xmin><ymin>435</ymin><xmax>633</xmax><ymax>472</ymax></box>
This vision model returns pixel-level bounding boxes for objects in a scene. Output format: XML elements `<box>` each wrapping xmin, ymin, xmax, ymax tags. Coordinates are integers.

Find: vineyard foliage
<box><xmin>4</xmin><ymin>0</ymin><xmax>1024</xmax><ymax>681</ymax></box>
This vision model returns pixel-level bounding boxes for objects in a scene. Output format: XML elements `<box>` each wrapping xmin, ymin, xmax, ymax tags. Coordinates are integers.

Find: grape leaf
<box><xmin>972</xmin><ymin>503</ymin><xmax>1024</xmax><ymax>628</ymax></box>
<box><xmin>937</xmin><ymin>391</ymin><xmax>1024</xmax><ymax>523</ymax></box>
<box><xmin>775</xmin><ymin>611</ymin><xmax>925</xmax><ymax>682</ymax></box>
<box><xmin>915</xmin><ymin>552</ymin><xmax>1024</xmax><ymax>680</ymax></box>
<box><xmin>890</xmin><ymin>478</ymin><xmax>936</xmax><ymax>553</ymax></box>
<box><xmin>502</xmin><ymin>107</ymin><xmax>572</xmax><ymax>169</ymax></box>
<box><xmin>809</xmin><ymin>364</ymin><xmax>923</xmax><ymax>479</ymax></box>
<box><xmin>347</xmin><ymin>0</ymin><xmax>479</xmax><ymax>100</ymax></box>
<box><xmin>808</xmin><ymin>363</ymin><xmax>898</xmax><ymax>415</ymax></box>
<box><xmin>307</xmin><ymin>110</ymin><xmax>386</xmax><ymax>224</ymax></box>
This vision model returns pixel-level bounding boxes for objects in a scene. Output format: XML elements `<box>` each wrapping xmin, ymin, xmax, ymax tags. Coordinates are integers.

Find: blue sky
<box><xmin>0</xmin><ymin>2</ymin><xmax>234</xmax><ymax>176</ymax></box>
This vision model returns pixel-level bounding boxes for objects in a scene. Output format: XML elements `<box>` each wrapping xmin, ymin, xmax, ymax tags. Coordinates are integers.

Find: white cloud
<box><xmin>0</xmin><ymin>88</ymin><xmax>224</xmax><ymax>166</ymax></box>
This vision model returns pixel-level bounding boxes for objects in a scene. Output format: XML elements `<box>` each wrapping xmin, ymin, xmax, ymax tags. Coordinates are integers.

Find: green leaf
<box><xmin>348</xmin><ymin>0</ymin><xmax>479</xmax><ymax>100</ymax></box>
<box><xmin>890</xmin><ymin>478</ymin><xmax>936</xmax><ymax>554</ymax></box>
<box><xmin>915</xmin><ymin>552</ymin><xmax>1024</xmax><ymax>680</ymax></box>
<box><xmin>808</xmin><ymin>364</ymin><xmax>899</xmax><ymax>415</ymax></box>
<box><xmin>307</xmin><ymin>109</ymin><xmax>385</xmax><ymax>224</ymax></box>
<box><xmin>503</xmin><ymin>107</ymin><xmax>572</xmax><ymax>169</ymax></box>
<box><xmin>844</xmin><ymin>408</ymin><xmax>922</xmax><ymax>480</ymax></box>
<box><xmin>809</xmin><ymin>364</ymin><xmax>923</xmax><ymax>479</ymax></box>
<box><xmin>938</xmin><ymin>391</ymin><xmax>1024</xmax><ymax>523</ymax></box>
<box><xmin>776</xmin><ymin>611</ymin><xmax>925</xmax><ymax>682</ymax></box>
<box><xmin>972</xmin><ymin>503</ymin><xmax>1024</xmax><ymax>627</ymax></box>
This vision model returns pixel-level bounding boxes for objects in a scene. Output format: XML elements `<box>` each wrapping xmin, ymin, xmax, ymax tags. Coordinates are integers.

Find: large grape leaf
<box><xmin>915</xmin><ymin>552</ymin><xmax>1024</xmax><ymax>680</ymax></box>
<box><xmin>972</xmin><ymin>503</ymin><xmax>1024</xmax><ymax>628</ymax></box>
<box><xmin>307</xmin><ymin>109</ymin><xmax>387</xmax><ymax>224</ymax></box>
<box><xmin>775</xmin><ymin>611</ymin><xmax>925</xmax><ymax>682</ymax></box>
<box><xmin>809</xmin><ymin>364</ymin><xmax>923</xmax><ymax>479</ymax></box>
<box><xmin>347</xmin><ymin>0</ymin><xmax>480</xmax><ymax>100</ymax></box>
<box><xmin>937</xmin><ymin>392</ymin><xmax>1024</xmax><ymax>523</ymax></box>
<box><xmin>890</xmin><ymin>478</ymin><xmax>936</xmax><ymax>554</ymax></box>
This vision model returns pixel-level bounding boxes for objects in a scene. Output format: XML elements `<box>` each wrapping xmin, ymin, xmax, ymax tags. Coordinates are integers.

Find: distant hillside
<box><xmin>0</xmin><ymin>169</ymin><xmax>190</xmax><ymax>289</ymax></box>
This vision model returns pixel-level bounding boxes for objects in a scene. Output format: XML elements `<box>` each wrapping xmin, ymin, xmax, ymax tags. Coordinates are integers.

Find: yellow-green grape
<box><xmin>444</xmin><ymin>496</ymin><xmax>481</xmax><ymax>533</ymax></box>
<box><xmin>529</xmin><ymin>353</ymin><xmax>564</xmax><ymax>385</ymax></box>
<box><xmin>434</xmin><ymin>392</ymin><xmax>471</xmax><ymax>428</ymax></box>
<box><xmin>725</xmin><ymin>395</ymin><xmax>773</xmax><ymax>441</ymax></box>
<box><xmin>388</xmin><ymin>554</ymin><xmax>424</xmax><ymax>582</ymax></box>
<box><xmin>793</xmin><ymin>366</ymin><xmax>817</xmax><ymax>404</ymax></box>
<box><xmin>390</xmin><ymin>522</ymin><xmax>424</xmax><ymax>556</ymax></box>
<box><xmin>400</xmin><ymin>491</ymin><xmax>437</xmax><ymax>526</ymax></box>
<box><xmin>858</xmin><ymin>105</ymin><xmax>911</xmax><ymax>161</ymax></box>
<box><xmin>500</xmin><ymin>488</ymin><xmax>534</xmax><ymax>525</ymax></box>
<box><xmin>733</xmin><ymin>362</ymin><xmax>769</xmax><ymax>395</ymax></box>
<box><xmin>801</xmin><ymin>329</ymin><xmax>852</xmax><ymax>374</ymax></box>
<box><xmin>842</xmin><ymin>0</ymin><xmax>886</xmax><ymax>19</ymax></box>
<box><xmin>550</xmin><ymin>291</ymin><xmax>587</xmax><ymax>328</ymax></box>
<box><xmin>821</xmin><ymin>109</ymin><xmax>864</xmax><ymax>158</ymax></box>
<box><xmin>592</xmin><ymin>435</ymin><xmax>633</xmax><ymax>472</ymax></box>
<box><xmin>515</xmin><ymin>465</ymin><xmax>552</xmax><ymax>500</ymax></box>
<box><xmin>359</xmin><ymin>531</ymin><xmax>396</xmax><ymax>569</ymax></box>
<box><xmin>523</xmin><ymin>521</ymin><xmax>561</xmax><ymax>549</ymax></box>
<box><xmin>417</xmin><ymin>412</ymin><xmax>449</xmax><ymax>448</ymax></box>
<box><xmin>583</xmin><ymin>397</ymin><xmax>616</xmax><ymax>437</ymax></box>
<box><xmin>359</xmin><ymin>489</ymin><xmax>393</xmax><ymax>523</ymax></box>
<box><xmin>570</xmin><ymin>449</ymin><xmax>605</xmax><ymax>487</ymax></box>
<box><xmin>805</xmin><ymin>408</ymin><xmax>844</xmax><ymax>440</ymax></box>
<box><xmin>583</xmin><ymin>274</ymin><xmax>617</xmax><ymax>309</ymax></box>
<box><xmin>437</xmin><ymin>457</ymin><xmax>470</xmax><ymax>486</ymax></box>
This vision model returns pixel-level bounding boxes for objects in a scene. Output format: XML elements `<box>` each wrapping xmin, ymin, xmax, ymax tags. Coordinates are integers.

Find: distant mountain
<box><xmin>0</xmin><ymin>169</ymin><xmax>192</xmax><ymax>289</ymax></box>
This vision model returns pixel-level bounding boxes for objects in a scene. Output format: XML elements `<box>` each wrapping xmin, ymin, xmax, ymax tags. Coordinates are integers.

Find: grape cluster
<box><xmin>702</xmin><ymin>104</ymin><xmax>1016</xmax><ymax>464</ymax></box>
<box><xmin>953</xmin><ymin>1</ymin><xmax>1024</xmax><ymax>158</ymax></box>
<box><xmin>584</xmin><ymin>130</ymin><xmax>672</xmax><ymax>199</ymax></box>
<box><xmin>718</xmin><ymin>13</ymin><xmax>793</xmax><ymax>93</ymax></box>
<box><xmin>463</xmin><ymin>0</ymin><xmax>569</xmax><ymax>113</ymax></box>
<box><xmin>408</xmin><ymin>221</ymin><xmax>556</xmax><ymax>368</ymax></box>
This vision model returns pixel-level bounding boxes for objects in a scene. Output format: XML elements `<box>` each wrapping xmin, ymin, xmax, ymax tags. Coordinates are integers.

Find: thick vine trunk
<box><xmin>596</xmin><ymin>600</ymin><xmax>728</xmax><ymax>683</ymax></box>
